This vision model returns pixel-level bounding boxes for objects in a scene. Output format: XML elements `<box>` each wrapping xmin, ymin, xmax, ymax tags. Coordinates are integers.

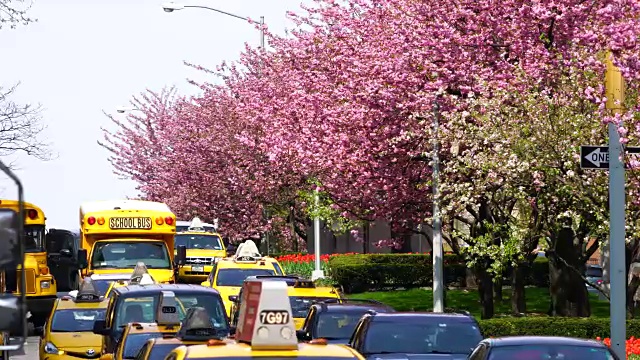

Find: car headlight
<box><xmin>44</xmin><ymin>342</ymin><xmax>60</xmax><ymax>354</ymax></box>
<box><xmin>40</xmin><ymin>281</ymin><xmax>51</xmax><ymax>289</ymax></box>
<box><xmin>213</xmin><ymin>257</ymin><xmax>221</xmax><ymax>263</ymax></box>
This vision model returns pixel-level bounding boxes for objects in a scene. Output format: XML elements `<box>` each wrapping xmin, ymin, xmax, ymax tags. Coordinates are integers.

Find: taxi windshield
<box><xmin>175</xmin><ymin>234</ymin><xmax>223</xmax><ymax>250</ymax></box>
<box><xmin>363</xmin><ymin>321</ymin><xmax>482</xmax><ymax>355</ymax></box>
<box><xmin>316</xmin><ymin>312</ymin><xmax>367</xmax><ymax>339</ymax></box>
<box><xmin>215</xmin><ymin>268</ymin><xmax>276</xmax><ymax>286</ymax></box>
<box><xmin>91</xmin><ymin>241</ymin><xmax>171</xmax><ymax>269</ymax></box>
<box><xmin>147</xmin><ymin>343</ymin><xmax>182</xmax><ymax>360</ymax></box>
<box><xmin>51</xmin><ymin>309</ymin><xmax>106</xmax><ymax>332</ymax></box>
<box><xmin>122</xmin><ymin>334</ymin><xmax>159</xmax><ymax>359</ymax></box>
<box><xmin>114</xmin><ymin>295</ymin><xmax>228</xmax><ymax>333</ymax></box>
<box><xmin>488</xmin><ymin>345</ymin><xmax>616</xmax><ymax>360</ymax></box>
<box><xmin>290</xmin><ymin>297</ymin><xmax>337</xmax><ymax>318</ymax></box>
<box><xmin>91</xmin><ymin>280</ymin><xmax>114</xmax><ymax>296</ymax></box>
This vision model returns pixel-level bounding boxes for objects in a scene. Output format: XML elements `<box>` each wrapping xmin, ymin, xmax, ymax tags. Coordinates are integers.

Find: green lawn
<box><xmin>347</xmin><ymin>287</ymin><xmax>611</xmax><ymax>318</ymax></box>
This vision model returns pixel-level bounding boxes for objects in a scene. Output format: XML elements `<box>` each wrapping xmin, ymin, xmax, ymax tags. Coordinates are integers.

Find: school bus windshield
<box><xmin>91</xmin><ymin>241</ymin><xmax>171</xmax><ymax>269</ymax></box>
<box><xmin>25</xmin><ymin>224</ymin><xmax>46</xmax><ymax>252</ymax></box>
<box><xmin>175</xmin><ymin>234</ymin><xmax>223</xmax><ymax>250</ymax></box>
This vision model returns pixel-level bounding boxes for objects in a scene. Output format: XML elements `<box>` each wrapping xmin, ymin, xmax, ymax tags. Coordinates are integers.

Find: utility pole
<box><xmin>432</xmin><ymin>100</ymin><xmax>444</xmax><ymax>313</ymax></box>
<box><xmin>605</xmin><ymin>51</ymin><xmax>626</xmax><ymax>359</ymax></box>
<box><xmin>312</xmin><ymin>189</ymin><xmax>325</xmax><ymax>280</ymax></box>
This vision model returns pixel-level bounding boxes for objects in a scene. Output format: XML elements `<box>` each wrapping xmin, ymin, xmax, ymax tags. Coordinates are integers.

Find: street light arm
<box><xmin>183</xmin><ymin>5</ymin><xmax>248</xmax><ymax>21</ymax></box>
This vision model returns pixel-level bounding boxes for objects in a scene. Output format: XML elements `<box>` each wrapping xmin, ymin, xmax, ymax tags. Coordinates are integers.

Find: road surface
<box><xmin>7</xmin><ymin>336</ymin><xmax>36</xmax><ymax>360</ymax></box>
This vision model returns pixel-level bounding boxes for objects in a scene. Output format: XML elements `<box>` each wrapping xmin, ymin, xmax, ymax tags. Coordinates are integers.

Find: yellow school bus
<box><xmin>79</xmin><ymin>200</ymin><xmax>180</xmax><ymax>283</ymax></box>
<box><xmin>0</xmin><ymin>200</ymin><xmax>57</xmax><ymax>329</ymax></box>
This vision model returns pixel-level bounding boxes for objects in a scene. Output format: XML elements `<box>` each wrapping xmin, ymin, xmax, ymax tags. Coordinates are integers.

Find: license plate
<box><xmin>192</xmin><ymin>266</ymin><xmax>204</xmax><ymax>272</ymax></box>
<box><xmin>109</xmin><ymin>217</ymin><xmax>152</xmax><ymax>230</ymax></box>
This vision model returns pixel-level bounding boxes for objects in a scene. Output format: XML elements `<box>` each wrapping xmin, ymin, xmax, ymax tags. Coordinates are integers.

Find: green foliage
<box><xmin>327</xmin><ymin>253</ymin><xmax>550</xmax><ymax>293</ymax></box>
<box><xmin>478</xmin><ymin>317</ymin><xmax>640</xmax><ymax>338</ymax></box>
<box><xmin>297</xmin><ymin>185</ymin><xmax>363</xmax><ymax>235</ymax></box>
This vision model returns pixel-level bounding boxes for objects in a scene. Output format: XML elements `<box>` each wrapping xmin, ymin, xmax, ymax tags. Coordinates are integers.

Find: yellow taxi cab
<box><xmin>39</xmin><ymin>278</ymin><xmax>108</xmax><ymax>360</ymax></box>
<box><xmin>175</xmin><ymin>218</ymin><xmax>227</xmax><ymax>283</ymax></box>
<box><xmin>93</xmin><ymin>263</ymin><xmax>229</xmax><ymax>355</ymax></box>
<box><xmin>164</xmin><ymin>278</ymin><xmax>365</xmax><ymax>360</ymax></box>
<box><xmin>228</xmin><ymin>276</ymin><xmax>342</xmax><ymax>330</ymax></box>
<box><xmin>200</xmin><ymin>240</ymin><xmax>285</xmax><ymax>316</ymax></box>
<box><xmin>135</xmin><ymin>307</ymin><xmax>227</xmax><ymax>360</ymax></box>
<box><xmin>99</xmin><ymin>290</ymin><xmax>182</xmax><ymax>360</ymax></box>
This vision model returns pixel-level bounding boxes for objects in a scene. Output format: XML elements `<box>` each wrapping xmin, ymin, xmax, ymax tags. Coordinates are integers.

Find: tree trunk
<box><xmin>476</xmin><ymin>261</ymin><xmax>494</xmax><ymax>319</ymax></box>
<box><xmin>511</xmin><ymin>263</ymin><xmax>526</xmax><ymax>315</ymax></box>
<box><xmin>363</xmin><ymin>222</ymin><xmax>370</xmax><ymax>254</ymax></box>
<box><xmin>494</xmin><ymin>277</ymin><xmax>503</xmax><ymax>303</ymax></box>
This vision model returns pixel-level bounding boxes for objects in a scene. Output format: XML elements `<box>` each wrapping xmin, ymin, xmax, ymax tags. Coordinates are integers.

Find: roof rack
<box><xmin>70</xmin><ymin>277</ymin><xmax>103</xmax><ymax>302</ymax></box>
<box><xmin>156</xmin><ymin>291</ymin><xmax>181</xmax><ymax>326</ymax></box>
<box><xmin>176</xmin><ymin>307</ymin><xmax>220</xmax><ymax>341</ymax></box>
<box><xmin>129</xmin><ymin>262</ymin><xmax>156</xmax><ymax>285</ymax></box>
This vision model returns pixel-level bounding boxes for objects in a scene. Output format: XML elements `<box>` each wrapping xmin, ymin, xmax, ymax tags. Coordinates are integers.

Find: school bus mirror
<box><xmin>0</xmin><ymin>208</ymin><xmax>20</xmax><ymax>270</ymax></box>
<box><xmin>60</xmin><ymin>248</ymin><xmax>72</xmax><ymax>257</ymax></box>
<box><xmin>176</xmin><ymin>245</ymin><xmax>187</xmax><ymax>266</ymax></box>
<box><xmin>77</xmin><ymin>249</ymin><xmax>88</xmax><ymax>269</ymax></box>
<box><xmin>228</xmin><ymin>295</ymin><xmax>238</xmax><ymax>303</ymax></box>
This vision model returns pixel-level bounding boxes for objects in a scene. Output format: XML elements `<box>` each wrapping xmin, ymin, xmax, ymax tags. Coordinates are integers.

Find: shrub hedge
<box><xmin>327</xmin><ymin>254</ymin><xmax>549</xmax><ymax>293</ymax></box>
<box><xmin>478</xmin><ymin>317</ymin><xmax>640</xmax><ymax>338</ymax></box>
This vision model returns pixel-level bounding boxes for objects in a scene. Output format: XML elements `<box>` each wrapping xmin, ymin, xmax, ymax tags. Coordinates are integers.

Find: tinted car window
<box><xmin>363</xmin><ymin>320</ymin><xmax>482</xmax><ymax>355</ymax></box>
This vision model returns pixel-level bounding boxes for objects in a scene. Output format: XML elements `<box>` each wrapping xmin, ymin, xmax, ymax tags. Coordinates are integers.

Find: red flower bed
<box><xmin>276</xmin><ymin>253</ymin><xmax>357</xmax><ymax>263</ymax></box>
<box><xmin>596</xmin><ymin>337</ymin><xmax>640</xmax><ymax>357</ymax></box>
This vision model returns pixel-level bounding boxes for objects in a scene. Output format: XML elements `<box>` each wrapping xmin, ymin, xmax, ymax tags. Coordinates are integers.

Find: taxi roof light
<box><xmin>156</xmin><ymin>291</ymin><xmax>181</xmax><ymax>326</ymax></box>
<box><xmin>236</xmin><ymin>279</ymin><xmax>298</xmax><ymax>350</ymax></box>
<box><xmin>176</xmin><ymin>307</ymin><xmax>220</xmax><ymax>341</ymax></box>
<box><xmin>186</xmin><ymin>217</ymin><xmax>208</xmax><ymax>232</ymax></box>
<box><xmin>233</xmin><ymin>240</ymin><xmax>263</xmax><ymax>263</ymax></box>
<box><xmin>71</xmin><ymin>277</ymin><xmax>103</xmax><ymax>302</ymax></box>
<box><xmin>129</xmin><ymin>262</ymin><xmax>157</xmax><ymax>285</ymax></box>
<box><xmin>293</xmin><ymin>279</ymin><xmax>316</xmax><ymax>289</ymax></box>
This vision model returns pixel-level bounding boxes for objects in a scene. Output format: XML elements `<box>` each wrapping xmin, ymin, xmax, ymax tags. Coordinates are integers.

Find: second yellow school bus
<box><xmin>0</xmin><ymin>200</ymin><xmax>57</xmax><ymax>329</ymax></box>
<box><xmin>79</xmin><ymin>200</ymin><xmax>178</xmax><ymax>283</ymax></box>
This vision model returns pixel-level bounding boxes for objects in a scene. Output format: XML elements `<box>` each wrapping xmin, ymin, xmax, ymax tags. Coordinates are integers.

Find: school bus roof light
<box><xmin>156</xmin><ymin>291</ymin><xmax>181</xmax><ymax>326</ymax></box>
<box><xmin>165</xmin><ymin>216</ymin><xmax>174</xmax><ymax>225</ymax></box>
<box><xmin>26</xmin><ymin>209</ymin><xmax>38</xmax><ymax>220</ymax></box>
<box><xmin>97</xmin><ymin>217</ymin><xmax>105</xmax><ymax>225</ymax></box>
<box><xmin>176</xmin><ymin>306</ymin><xmax>219</xmax><ymax>341</ymax></box>
<box><xmin>236</xmin><ymin>279</ymin><xmax>298</xmax><ymax>350</ymax></box>
<box><xmin>87</xmin><ymin>216</ymin><xmax>96</xmax><ymax>225</ymax></box>
<box><xmin>156</xmin><ymin>217</ymin><xmax>164</xmax><ymax>226</ymax></box>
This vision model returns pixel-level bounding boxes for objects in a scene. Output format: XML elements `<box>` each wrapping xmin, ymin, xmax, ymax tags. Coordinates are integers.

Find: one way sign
<box><xmin>580</xmin><ymin>145</ymin><xmax>640</xmax><ymax>169</ymax></box>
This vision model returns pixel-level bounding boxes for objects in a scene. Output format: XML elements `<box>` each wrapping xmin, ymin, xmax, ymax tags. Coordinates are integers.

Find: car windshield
<box><xmin>91</xmin><ymin>280</ymin><xmax>113</xmax><ymax>296</ymax></box>
<box><xmin>290</xmin><ymin>297</ymin><xmax>338</xmax><ymax>318</ymax></box>
<box><xmin>316</xmin><ymin>312</ymin><xmax>368</xmax><ymax>339</ymax></box>
<box><xmin>91</xmin><ymin>241</ymin><xmax>171</xmax><ymax>269</ymax></box>
<box><xmin>51</xmin><ymin>309</ymin><xmax>106</xmax><ymax>332</ymax></box>
<box><xmin>363</xmin><ymin>321</ymin><xmax>482</xmax><ymax>355</ymax></box>
<box><xmin>122</xmin><ymin>334</ymin><xmax>159</xmax><ymax>359</ymax></box>
<box><xmin>147</xmin><ymin>343</ymin><xmax>182</xmax><ymax>360</ymax></box>
<box><xmin>114</xmin><ymin>294</ymin><xmax>228</xmax><ymax>334</ymax></box>
<box><xmin>175</xmin><ymin>234</ymin><xmax>223</xmax><ymax>250</ymax></box>
<box><xmin>586</xmin><ymin>267</ymin><xmax>603</xmax><ymax>277</ymax></box>
<box><xmin>215</xmin><ymin>268</ymin><xmax>276</xmax><ymax>287</ymax></box>
<box><xmin>488</xmin><ymin>345</ymin><xmax>616</xmax><ymax>360</ymax></box>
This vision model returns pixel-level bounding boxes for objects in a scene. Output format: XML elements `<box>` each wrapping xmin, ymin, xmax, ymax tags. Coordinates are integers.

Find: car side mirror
<box><xmin>228</xmin><ymin>295</ymin><xmax>238</xmax><ymax>303</ymax></box>
<box><xmin>176</xmin><ymin>245</ymin><xmax>187</xmax><ymax>266</ymax></box>
<box><xmin>296</xmin><ymin>330</ymin><xmax>310</xmax><ymax>341</ymax></box>
<box><xmin>92</xmin><ymin>320</ymin><xmax>109</xmax><ymax>335</ymax></box>
<box><xmin>60</xmin><ymin>249</ymin><xmax>72</xmax><ymax>257</ymax></box>
<box><xmin>77</xmin><ymin>249</ymin><xmax>88</xmax><ymax>269</ymax></box>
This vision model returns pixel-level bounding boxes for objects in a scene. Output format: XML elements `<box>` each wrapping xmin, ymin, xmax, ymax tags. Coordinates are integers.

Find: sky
<box><xmin>0</xmin><ymin>0</ymin><xmax>309</xmax><ymax>229</ymax></box>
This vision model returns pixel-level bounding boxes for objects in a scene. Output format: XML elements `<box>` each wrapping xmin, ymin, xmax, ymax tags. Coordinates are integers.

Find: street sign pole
<box><xmin>606</xmin><ymin>51</ymin><xmax>626</xmax><ymax>359</ymax></box>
